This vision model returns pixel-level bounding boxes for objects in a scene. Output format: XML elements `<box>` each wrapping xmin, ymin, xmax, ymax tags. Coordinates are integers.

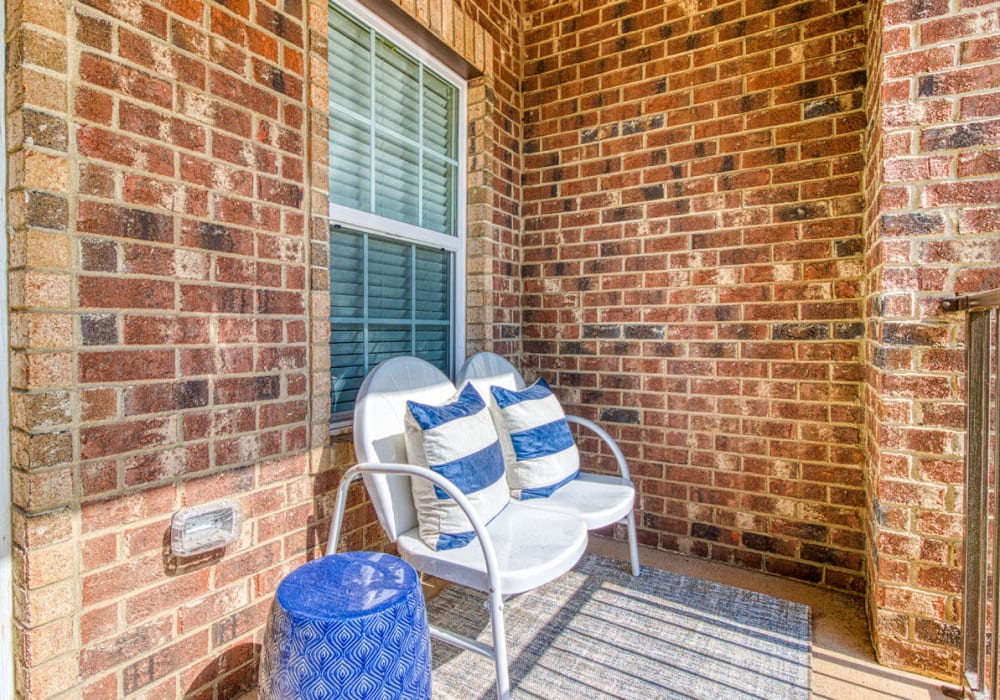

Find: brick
<box><xmin>123</xmin><ymin>315</ymin><xmax>210</xmax><ymax>345</ymax></box>
<box><xmin>122</xmin><ymin>631</ymin><xmax>209</xmax><ymax>694</ymax></box>
<box><xmin>256</xmin><ymin>289</ymin><xmax>304</xmax><ymax>315</ymax></box>
<box><xmin>124</xmin><ymin>380</ymin><xmax>209</xmax><ymax>415</ymax></box>
<box><xmin>211</xmin><ymin>599</ymin><xmax>270</xmax><ymax>648</ymax></box>
<box><xmin>180</xmin><ymin>347</ymin><xmax>254</xmax><ymax>377</ymax></box>
<box><xmin>209</xmin><ymin>68</ymin><xmax>278</xmax><ymax>118</ymax></box>
<box><xmin>79</xmin><ymin>350</ymin><xmax>175</xmax><ymax>383</ymax></box>
<box><xmin>126</xmin><ymin>569</ymin><xmax>211</xmax><ymax>625</ymax></box>
<box><xmin>214</xmin><ymin>430</ymin><xmax>281</xmax><ymax>466</ymax></box>
<box><xmin>259</xmin><ymin>399</ymin><xmax>307</xmax><ymax>428</ymax></box>
<box><xmin>178</xmin><ymin>583</ymin><xmax>251</xmax><ymax>634</ymax></box>
<box><xmin>77</xmin><ymin>201</ymin><xmax>173</xmax><ymax>242</ymax></box>
<box><xmin>80</xmin><ymin>485</ymin><xmax>175</xmax><ymax>535</ymax></box>
<box><xmin>22</xmin><ymin>654</ymin><xmax>78</xmax><ymax>699</ymax></box>
<box><xmin>80</xmin><ymin>418</ymin><xmax>175</xmax><ymax>459</ymax></box>
<box><xmin>82</xmin><ymin>673</ymin><xmax>118</xmax><ymax>699</ymax></box>
<box><xmin>78</xmin><ymin>54</ymin><xmax>172</xmax><ymax>110</ymax></box>
<box><xmin>124</xmin><ymin>444</ymin><xmax>210</xmax><ymax>486</ymax></box>
<box><xmin>20</xmin><ymin>616</ymin><xmax>74</xmax><ymax>667</ymax></box>
<box><xmin>180</xmin><ymin>283</ymin><xmax>254</xmax><ymax>314</ymax></box>
<box><xmin>79</xmin><ymin>617</ymin><xmax>173</xmax><ymax>678</ymax></box>
<box><xmin>79</xmin><ymin>125</ymin><xmax>173</xmax><ymax>177</ymax></box>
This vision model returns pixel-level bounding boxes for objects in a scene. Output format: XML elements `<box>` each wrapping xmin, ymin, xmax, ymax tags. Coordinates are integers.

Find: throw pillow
<box><xmin>489</xmin><ymin>378</ymin><xmax>580</xmax><ymax>500</ymax></box>
<box><xmin>404</xmin><ymin>382</ymin><xmax>509</xmax><ymax>551</ymax></box>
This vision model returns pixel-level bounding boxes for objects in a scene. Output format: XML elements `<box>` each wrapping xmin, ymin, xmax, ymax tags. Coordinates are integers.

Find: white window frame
<box><xmin>328</xmin><ymin>0</ymin><xmax>467</xmax><ymax>429</ymax></box>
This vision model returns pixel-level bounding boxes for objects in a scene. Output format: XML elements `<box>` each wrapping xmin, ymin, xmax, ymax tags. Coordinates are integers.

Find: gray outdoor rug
<box><xmin>426</xmin><ymin>553</ymin><xmax>811</xmax><ymax>699</ymax></box>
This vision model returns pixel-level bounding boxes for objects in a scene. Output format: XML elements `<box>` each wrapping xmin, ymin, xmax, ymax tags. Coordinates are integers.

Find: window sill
<box><xmin>329</xmin><ymin>421</ymin><xmax>353</xmax><ymax>437</ymax></box>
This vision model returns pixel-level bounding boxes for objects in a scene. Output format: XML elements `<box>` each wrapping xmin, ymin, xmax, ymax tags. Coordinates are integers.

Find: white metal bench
<box><xmin>327</xmin><ymin>356</ymin><xmax>589</xmax><ymax>699</ymax></box>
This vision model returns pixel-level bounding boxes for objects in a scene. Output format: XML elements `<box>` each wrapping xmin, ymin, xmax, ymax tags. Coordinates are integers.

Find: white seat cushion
<box><xmin>404</xmin><ymin>383</ymin><xmax>509</xmax><ymax>551</ymax></box>
<box><xmin>518</xmin><ymin>473</ymin><xmax>635</xmax><ymax>530</ymax></box>
<box><xmin>395</xmin><ymin>502</ymin><xmax>588</xmax><ymax>595</ymax></box>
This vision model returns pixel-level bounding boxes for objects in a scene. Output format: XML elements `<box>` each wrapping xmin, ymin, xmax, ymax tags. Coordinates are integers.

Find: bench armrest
<box><xmin>327</xmin><ymin>462</ymin><xmax>504</xmax><ymax>598</ymax></box>
<box><xmin>564</xmin><ymin>414</ymin><xmax>633</xmax><ymax>483</ymax></box>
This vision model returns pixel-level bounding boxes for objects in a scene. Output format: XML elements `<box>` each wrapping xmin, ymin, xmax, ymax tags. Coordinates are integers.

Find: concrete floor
<box><xmin>586</xmin><ymin>536</ymin><xmax>956</xmax><ymax>700</ymax></box>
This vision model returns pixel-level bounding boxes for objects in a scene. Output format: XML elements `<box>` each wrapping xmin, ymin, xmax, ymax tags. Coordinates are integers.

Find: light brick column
<box><xmin>863</xmin><ymin>0</ymin><xmax>1000</xmax><ymax>681</ymax></box>
<box><xmin>7</xmin><ymin>0</ymin><xmax>79</xmax><ymax>695</ymax></box>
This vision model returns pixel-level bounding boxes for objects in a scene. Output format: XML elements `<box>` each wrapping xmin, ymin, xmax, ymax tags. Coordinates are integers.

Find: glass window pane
<box><xmin>327</xmin><ymin>5</ymin><xmax>461</xmax><ymax>422</ymax></box>
<box><xmin>416</xmin><ymin>326</ymin><xmax>449</xmax><ymax>375</ymax></box>
<box><xmin>368</xmin><ymin>238</ymin><xmax>412</xmax><ymax>319</ymax></box>
<box><xmin>423</xmin><ymin>70</ymin><xmax>457</xmax><ymax>159</ymax></box>
<box><xmin>330</xmin><ymin>324</ymin><xmax>365</xmax><ymax>415</ymax></box>
<box><xmin>328</xmin><ymin>7</ymin><xmax>370</xmax><ymax>118</ymax></box>
<box><xmin>422</xmin><ymin>155</ymin><xmax>455</xmax><ymax>235</ymax></box>
<box><xmin>374</xmin><ymin>37</ymin><xmax>420</xmax><ymax>142</ymax></box>
<box><xmin>329</xmin><ymin>116</ymin><xmax>371</xmax><ymax>211</ymax></box>
<box><xmin>375</xmin><ymin>135</ymin><xmax>419</xmax><ymax>225</ymax></box>
<box><xmin>369</xmin><ymin>325</ymin><xmax>413</xmax><ymax>364</ymax></box>
<box><xmin>330</xmin><ymin>228</ymin><xmax>364</xmax><ymax>317</ymax></box>
<box><xmin>415</xmin><ymin>247</ymin><xmax>449</xmax><ymax>321</ymax></box>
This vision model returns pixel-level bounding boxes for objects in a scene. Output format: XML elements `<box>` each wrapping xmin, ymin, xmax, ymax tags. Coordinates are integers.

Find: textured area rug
<box><xmin>426</xmin><ymin>554</ymin><xmax>811</xmax><ymax>699</ymax></box>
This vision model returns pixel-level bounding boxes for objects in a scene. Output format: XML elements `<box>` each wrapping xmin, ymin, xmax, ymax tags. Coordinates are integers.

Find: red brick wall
<box><xmin>9</xmin><ymin>0</ymin><xmax>1000</xmax><ymax>693</ymax></box>
<box><xmin>7</xmin><ymin>0</ymin><xmax>522</xmax><ymax>697</ymax></box>
<box><xmin>520</xmin><ymin>0</ymin><xmax>869</xmax><ymax>594</ymax></box>
<box><xmin>9</xmin><ymin>0</ymin><xmax>315</xmax><ymax>695</ymax></box>
<box><xmin>863</xmin><ymin>0</ymin><xmax>1000</xmax><ymax>680</ymax></box>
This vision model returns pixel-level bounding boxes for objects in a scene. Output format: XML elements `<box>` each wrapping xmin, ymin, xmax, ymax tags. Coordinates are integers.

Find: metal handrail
<box><xmin>942</xmin><ymin>288</ymin><xmax>1000</xmax><ymax>313</ymax></box>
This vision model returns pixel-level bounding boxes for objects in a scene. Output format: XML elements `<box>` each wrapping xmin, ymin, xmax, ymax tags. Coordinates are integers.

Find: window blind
<box><xmin>327</xmin><ymin>2</ymin><xmax>462</xmax><ymax>422</ymax></box>
<box><xmin>329</xmin><ymin>228</ymin><xmax>451</xmax><ymax>419</ymax></box>
<box><xmin>328</xmin><ymin>6</ymin><xmax>459</xmax><ymax>236</ymax></box>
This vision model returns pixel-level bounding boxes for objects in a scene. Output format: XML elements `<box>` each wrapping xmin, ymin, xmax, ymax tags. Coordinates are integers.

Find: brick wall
<box><xmin>7</xmin><ymin>0</ymin><xmax>521</xmax><ymax>697</ymax></box>
<box><xmin>863</xmin><ymin>0</ymin><xmax>1000</xmax><ymax>680</ymax></box>
<box><xmin>8</xmin><ymin>0</ymin><xmax>1000</xmax><ymax>694</ymax></box>
<box><xmin>520</xmin><ymin>0</ymin><xmax>869</xmax><ymax>594</ymax></box>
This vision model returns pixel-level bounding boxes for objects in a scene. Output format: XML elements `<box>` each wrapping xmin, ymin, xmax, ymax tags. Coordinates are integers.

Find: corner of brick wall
<box><xmin>862</xmin><ymin>0</ymin><xmax>1000</xmax><ymax>679</ymax></box>
<box><xmin>8</xmin><ymin>0</ymin><xmax>79</xmax><ymax>694</ymax></box>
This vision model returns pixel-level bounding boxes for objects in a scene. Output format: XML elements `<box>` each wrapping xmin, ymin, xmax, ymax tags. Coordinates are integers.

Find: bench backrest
<box><xmin>457</xmin><ymin>352</ymin><xmax>526</xmax><ymax>396</ymax></box>
<box><xmin>353</xmin><ymin>356</ymin><xmax>457</xmax><ymax>541</ymax></box>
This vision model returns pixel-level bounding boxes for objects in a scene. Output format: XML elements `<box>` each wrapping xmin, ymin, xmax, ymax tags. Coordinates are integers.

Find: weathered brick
<box><xmin>124</xmin><ymin>444</ymin><xmax>210</xmax><ymax>486</ymax></box>
<box><xmin>77</xmin><ymin>201</ymin><xmax>173</xmax><ymax>242</ymax></box>
<box><xmin>122</xmin><ymin>631</ymin><xmax>209</xmax><ymax>693</ymax></box>
<box><xmin>80</xmin><ymin>418</ymin><xmax>175</xmax><ymax>459</ymax></box>
<box><xmin>24</xmin><ymin>190</ymin><xmax>68</xmax><ymax>230</ymax></box>
<box><xmin>124</xmin><ymin>380</ymin><xmax>210</xmax><ymax>415</ymax></box>
<box><xmin>78</xmin><ymin>53</ymin><xmax>172</xmax><ymax>109</ymax></box>
<box><xmin>77</xmin><ymin>125</ymin><xmax>174</xmax><ymax>176</ymax></box>
<box><xmin>80</xmin><ymin>350</ymin><xmax>175</xmax><ymax>383</ymax></box>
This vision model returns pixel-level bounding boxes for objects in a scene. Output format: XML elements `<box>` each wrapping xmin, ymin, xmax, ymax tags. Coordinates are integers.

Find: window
<box><xmin>327</xmin><ymin>1</ymin><xmax>466</xmax><ymax>423</ymax></box>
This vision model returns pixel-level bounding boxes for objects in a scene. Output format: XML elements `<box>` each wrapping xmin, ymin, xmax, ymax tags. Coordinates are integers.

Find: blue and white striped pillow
<box><xmin>404</xmin><ymin>382</ymin><xmax>509</xmax><ymax>551</ymax></box>
<box><xmin>489</xmin><ymin>378</ymin><xmax>580</xmax><ymax>500</ymax></box>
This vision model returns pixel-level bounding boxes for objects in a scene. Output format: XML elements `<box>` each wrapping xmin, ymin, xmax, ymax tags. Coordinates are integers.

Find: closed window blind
<box><xmin>328</xmin><ymin>3</ymin><xmax>463</xmax><ymax>423</ymax></box>
<box><xmin>329</xmin><ymin>228</ymin><xmax>451</xmax><ymax>418</ymax></box>
<box><xmin>328</xmin><ymin>5</ymin><xmax>458</xmax><ymax>235</ymax></box>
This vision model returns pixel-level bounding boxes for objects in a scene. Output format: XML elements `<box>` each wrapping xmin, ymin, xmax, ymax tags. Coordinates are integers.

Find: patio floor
<box><xmin>246</xmin><ymin>537</ymin><xmax>956</xmax><ymax>699</ymax></box>
<box><xmin>588</xmin><ymin>536</ymin><xmax>954</xmax><ymax>700</ymax></box>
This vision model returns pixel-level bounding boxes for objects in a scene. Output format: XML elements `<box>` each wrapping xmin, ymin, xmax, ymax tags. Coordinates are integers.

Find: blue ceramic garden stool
<box><xmin>259</xmin><ymin>551</ymin><xmax>432</xmax><ymax>699</ymax></box>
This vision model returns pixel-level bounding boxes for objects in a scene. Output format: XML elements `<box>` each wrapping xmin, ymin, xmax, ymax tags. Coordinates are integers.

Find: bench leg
<box><xmin>487</xmin><ymin>592</ymin><xmax>511</xmax><ymax>699</ymax></box>
<box><xmin>626</xmin><ymin>510</ymin><xmax>641</xmax><ymax>576</ymax></box>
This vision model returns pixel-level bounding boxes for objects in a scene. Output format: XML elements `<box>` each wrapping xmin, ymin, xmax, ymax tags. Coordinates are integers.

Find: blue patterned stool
<box><xmin>259</xmin><ymin>551</ymin><xmax>432</xmax><ymax>699</ymax></box>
